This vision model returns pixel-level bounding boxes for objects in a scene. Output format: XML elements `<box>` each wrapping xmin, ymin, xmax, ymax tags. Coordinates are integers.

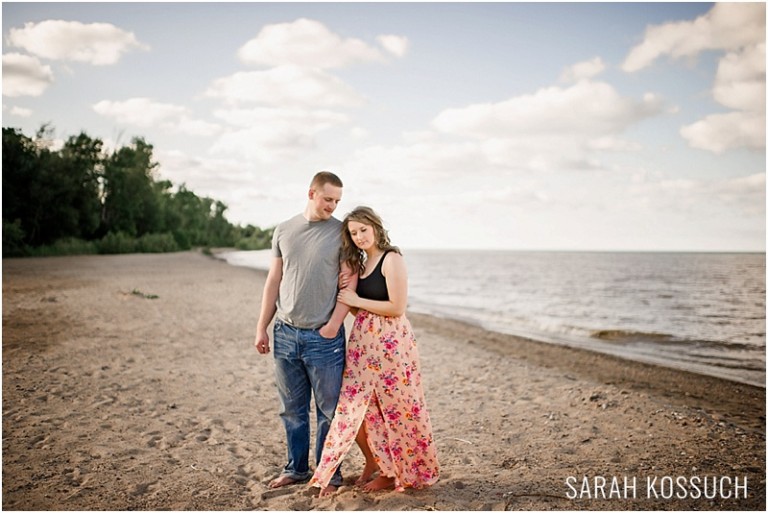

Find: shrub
<box><xmin>30</xmin><ymin>237</ymin><xmax>98</xmax><ymax>256</ymax></box>
<box><xmin>172</xmin><ymin>230</ymin><xmax>191</xmax><ymax>250</ymax></box>
<box><xmin>97</xmin><ymin>231</ymin><xmax>137</xmax><ymax>254</ymax></box>
<box><xmin>136</xmin><ymin>233</ymin><xmax>179</xmax><ymax>253</ymax></box>
<box><xmin>235</xmin><ymin>235</ymin><xmax>272</xmax><ymax>251</ymax></box>
<box><xmin>2</xmin><ymin>219</ymin><xmax>27</xmax><ymax>257</ymax></box>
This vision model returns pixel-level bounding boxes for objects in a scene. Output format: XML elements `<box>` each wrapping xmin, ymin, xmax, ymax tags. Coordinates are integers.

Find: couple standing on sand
<box><xmin>254</xmin><ymin>171</ymin><xmax>439</xmax><ymax>496</ymax></box>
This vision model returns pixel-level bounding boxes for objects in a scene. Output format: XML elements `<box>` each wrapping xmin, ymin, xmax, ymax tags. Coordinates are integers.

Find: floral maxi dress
<box><xmin>310</xmin><ymin>310</ymin><xmax>439</xmax><ymax>491</ymax></box>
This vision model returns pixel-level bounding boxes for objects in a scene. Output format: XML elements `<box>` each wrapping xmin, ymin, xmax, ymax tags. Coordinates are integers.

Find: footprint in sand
<box><xmin>232</xmin><ymin>466</ymin><xmax>251</xmax><ymax>486</ymax></box>
<box><xmin>226</xmin><ymin>442</ymin><xmax>252</xmax><ymax>459</ymax></box>
<box><xmin>131</xmin><ymin>480</ymin><xmax>158</xmax><ymax>497</ymax></box>
<box><xmin>195</xmin><ymin>428</ymin><xmax>212</xmax><ymax>442</ymax></box>
<box><xmin>146</xmin><ymin>431</ymin><xmax>164</xmax><ymax>448</ymax></box>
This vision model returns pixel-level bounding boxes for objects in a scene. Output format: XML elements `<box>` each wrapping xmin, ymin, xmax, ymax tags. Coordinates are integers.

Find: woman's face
<box><xmin>347</xmin><ymin>220</ymin><xmax>376</xmax><ymax>251</ymax></box>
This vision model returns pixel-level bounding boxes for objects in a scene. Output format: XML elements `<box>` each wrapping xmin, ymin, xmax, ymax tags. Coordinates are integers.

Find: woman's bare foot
<box><xmin>354</xmin><ymin>423</ymin><xmax>382</xmax><ymax>486</ymax></box>
<box><xmin>362</xmin><ymin>475</ymin><xmax>395</xmax><ymax>492</ymax></box>
<box><xmin>355</xmin><ymin>461</ymin><xmax>378</xmax><ymax>485</ymax></box>
<box><xmin>268</xmin><ymin>475</ymin><xmax>299</xmax><ymax>489</ymax></box>
<box><xmin>318</xmin><ymin>485</ymin><xmax>338</xmax><ymax>497</ymax></box>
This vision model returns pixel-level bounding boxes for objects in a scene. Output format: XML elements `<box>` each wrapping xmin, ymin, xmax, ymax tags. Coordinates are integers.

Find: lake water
<box><xmin>218</xmin><ymin>249</ymin><xmax>766</xmax><ymax>387</ymax></box>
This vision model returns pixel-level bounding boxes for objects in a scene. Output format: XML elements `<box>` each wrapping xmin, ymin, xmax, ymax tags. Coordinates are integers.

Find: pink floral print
<box><xmin>309</xmin><ymin>311</ymin><xmax>439</xmax><ymax>491</ymax></box>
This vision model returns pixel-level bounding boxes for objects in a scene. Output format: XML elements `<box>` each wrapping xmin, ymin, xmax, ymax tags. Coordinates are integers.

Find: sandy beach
<box><xmin>2</xmin><ymin>251</ymin><xmax>765</xmax><ymax>511</ymax></box>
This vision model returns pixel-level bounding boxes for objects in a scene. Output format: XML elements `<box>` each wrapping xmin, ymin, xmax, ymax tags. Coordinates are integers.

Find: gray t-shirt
<box><xmin>272</xmin><ymin>213</ymin><xmax>342</xmax><ymax>329</ymax></box>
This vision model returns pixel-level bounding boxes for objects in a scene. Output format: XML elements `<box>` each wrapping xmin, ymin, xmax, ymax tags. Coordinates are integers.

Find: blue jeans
<box><xmin>273</xmin><ymin>319</ymin><xmax>345</xmax><ymax>486</ymax></box>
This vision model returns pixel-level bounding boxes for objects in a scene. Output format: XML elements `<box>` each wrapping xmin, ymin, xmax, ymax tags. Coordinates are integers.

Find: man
<box><xmin>254</xmin><ymin>171</ymin><xmax>353</xmax><ymax>491</ymax></box>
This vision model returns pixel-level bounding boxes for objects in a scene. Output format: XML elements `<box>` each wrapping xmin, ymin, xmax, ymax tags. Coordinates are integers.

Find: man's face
<box><xmin>308</xmin><ymin>183</ymin><xmax>342</xmax><ymax>221</ymax></box>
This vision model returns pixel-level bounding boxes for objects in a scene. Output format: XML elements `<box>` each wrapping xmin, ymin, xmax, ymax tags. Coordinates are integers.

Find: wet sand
<box><xmin>2</xmin><ymin>251</ymin><xmax>765</xmax><ymax>510</ymax></box>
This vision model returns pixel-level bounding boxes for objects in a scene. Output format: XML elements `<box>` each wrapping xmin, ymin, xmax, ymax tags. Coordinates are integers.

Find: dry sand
<box><xmin>2</xmin><ymin>251</ymin><xmax>765</xmax><ymax>511</ymax></box>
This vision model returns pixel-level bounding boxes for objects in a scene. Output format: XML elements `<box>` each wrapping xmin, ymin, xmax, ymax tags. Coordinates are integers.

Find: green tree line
<box><xmin>2</xmin><ymin>126</ymin><xmax>273</xmax><ymax>257</ymax></box>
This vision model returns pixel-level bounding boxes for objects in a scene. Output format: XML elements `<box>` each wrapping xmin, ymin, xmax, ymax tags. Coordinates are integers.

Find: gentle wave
<box><xmin>590</xmin><ymin>329</ymin><xmax>676</xmax><ymax>342</ymax></box>
<box><xmin>588</xmin><ymin>330</ymin><xmax>761</xmax><ymax>352</ymax></box>
<box><xmin>407</xmin><ymin>250</ymin><xmax>765</xmax><ymax>387</ymax></box>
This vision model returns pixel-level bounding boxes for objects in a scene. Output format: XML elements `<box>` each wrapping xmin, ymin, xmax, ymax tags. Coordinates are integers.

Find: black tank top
<box><xmin>356</xmin><ymin>251</ymin><xmax>391</xmax><ymax>301</ymax></box>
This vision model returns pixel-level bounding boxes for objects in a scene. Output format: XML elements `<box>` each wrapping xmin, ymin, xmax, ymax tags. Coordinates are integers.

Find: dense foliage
<box><xmin>2</xmin><ymin>126</ymin><xmax>273</xmax><ymax>257</ymax></box>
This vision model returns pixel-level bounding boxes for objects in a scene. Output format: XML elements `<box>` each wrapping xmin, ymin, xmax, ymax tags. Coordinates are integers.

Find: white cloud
<box><xmin>342</xmin><ymin>75</ymin><xmax>664</xmax><ymax>183</ymax></box>
<box><xmin>154</xmin><ymin>148</ymin><xmax>300</xmax><ymax>226</ymax></box>
<box><xmin>205</xmin><ymin>65</ymin><xmax>365</xmax><ymax>108</ymax></box>
<box><xmin>343</xmin><ymin>140</ymin><xmax>487</xmax><ymax>191</ymax></box>
<box><xmin>679</xmin><ymin>111</ymin><xmax>765</xmax><ymax>154</ymax></box>
<box><xmin>93</xmin><ymin>97</ymin><xmax>221</xmax><ymax>136</ymax></box>
<box><xmin>238</xmin><ymin>18</ymin><xmax>390</xmax><ymax>69</ymax></box>
<box><xmin>622</xmin><ymin>3</ymin><xmax>765</xmax><ymax>72</ymax></box>
<box><xmin>7</xmin><ymin>20</ymin><xmax>149</xmax><ymax>65</ymax></box>
<box><xmin>156</xmin><ymin>149</ymin><xmax>256</xmax><ymax>194</ymax></box>
<box><xmin>209</xmin><ymin>106</ymin><xmax>350</xmax><ymax>163</ymax></box>
<box><xmin>10</xmin><ymin>106</ymin><xmax>33</xmax><ymax>117</ymax></box>
<box><xmin>401</xmin><ymin>131</ymin><xmax>437</xmax><ymax>144</ymax></box>
<box><xmin>715</xmin><ymin>172</ymin><xmax>765</xmax><ymax>205</ymax></box>
<box><xmin>349</xmin><ymin>127</ymin><xmax>369</xmax><ymax>140</ymax></box>
<box><xmin>712</xmin><ymin>42</ymin><xmax>765</xmax><ymax>112</ymax></box>
<box><xmin>623</xmin><ymin>3</ymin><xmax>766</xmax><ymax>154</ymax></box>
<box><xmin>680</xmin><ymin>40</ymin><xmax>765</xmax><ymax>154</ymax></box>
<box><xmin>433</xmin><ymin>80</ymin><xmax>662</xmax><ymax>138</ymax></box>
<box><xmin>214</xmin><ymin>105</ymin><xmax>349</xmax><ymax>129</ymax></box>
<box><xmin>586</xmin><ymin>136</ymin><xmax>642</xmax><ymax>152</ymax></box>
<box><xmin>632</xmin><ymin>172</ymin><xmax>766</xmax><ymax>216</ymax></box>
<box><xmin>377</xmin><ymin>35</ymin><xmax>409</xmax><ymax>57</ymax></box>
<box><xmin>206</xmin><ymin>19</ymin><xmax>404</xmax><ymax>163</ymax></box>
<box><xmin>94</xmin><ymin>98</ymin><xmax>186</xmax><ymax>127</ymax></box>
<box><xmin>717</xmin><ymin>173</ymin><xmax>766</xmax><ymax>216</ymax></box>
<box><xmin>175</xmin><ymin>117</ymin><xmax>222</xmax><ymax>138</ymax></box>
<box><xmin>559</xmin><ymin>57</ymin><xmax>605</xmax><ymax>83</ymax></box>
<box><xmin>2</xmin><ymin>53</ymin><xmax>54</xmax><ymax>97</ymax></box>
<box><xmin>428</xmin><ymin>80</ymin><xmax>662</xmax><ymax>171</ymax></box>
<box><xmin>210</xmin><ymin>128</ymin><xmax>309</xmax><ymax>163</ymax></box>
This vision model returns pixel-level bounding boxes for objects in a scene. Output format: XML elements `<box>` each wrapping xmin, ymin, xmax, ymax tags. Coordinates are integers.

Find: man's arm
<box><xmin>254</xmin><ymin>257</ymin><xmax>283</xmax><ymax>354</ymax></box>
<box><xmin>318</xmin><ymin>262</ymin><xmax>358</xmax><ymax>339</ymax></box>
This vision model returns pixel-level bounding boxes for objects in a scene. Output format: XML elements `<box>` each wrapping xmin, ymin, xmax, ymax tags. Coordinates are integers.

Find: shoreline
<box><xmin>3</xmin><ymin>251</ymin><xmax>765</xmax><ymax>510</ymax></box>
<box><xmin>406</xmin><ymin>311</ymin><xmax>765</xmax><ymax>434</ymax></box>
<box><xmin>407</xmin><ymin>308</ymin><xmax>765</xmax><ymax>389</ymax></box>
<box><xmin>216</xmin><ymin>248</ymin><xmax>766</xmax><ymax>389</ymax></box>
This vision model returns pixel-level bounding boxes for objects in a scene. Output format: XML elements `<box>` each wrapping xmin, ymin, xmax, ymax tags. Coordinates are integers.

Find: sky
<box><xmin>2</xmin><ymin>1</ymin><xmax>765</xmax><ymax>251</ymax></box>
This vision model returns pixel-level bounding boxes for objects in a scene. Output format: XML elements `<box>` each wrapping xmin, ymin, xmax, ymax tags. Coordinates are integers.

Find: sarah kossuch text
<box><xmin>565</xmin><ymin>475</ymin><xmax>748</xmax><ymax>500</ymax></box>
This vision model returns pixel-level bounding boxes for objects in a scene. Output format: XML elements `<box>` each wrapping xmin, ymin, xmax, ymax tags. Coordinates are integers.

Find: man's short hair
<box><xmin>311</xmin><ymin>171</ymin><xmax>343</xmax><ymax>189</ymax></box>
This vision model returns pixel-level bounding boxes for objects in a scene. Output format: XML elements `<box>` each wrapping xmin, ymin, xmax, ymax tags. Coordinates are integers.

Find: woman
<box><xmin>309</xmin><ymin>206</ymin><xmax>439</xmax><ymax>495</ymax></box>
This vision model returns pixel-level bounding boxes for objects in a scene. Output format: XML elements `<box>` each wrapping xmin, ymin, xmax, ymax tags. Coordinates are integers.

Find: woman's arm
<box><xmin>337</xmin><ymin>252</ymin><xmax>408</xmax><ymax>317</ymax></box>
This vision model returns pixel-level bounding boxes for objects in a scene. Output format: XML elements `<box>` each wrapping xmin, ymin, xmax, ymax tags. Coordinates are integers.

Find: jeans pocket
<box><xmin>273</xmin><ymin>321</ymin><xmax>294</xmax><ymax>359</ymax></box>
<box><xmin>305</xmin><ymin>328</ymin><xmax>345</xmax><ymax>367</ymax></box>
<box><xmin>309</xmin><ymin>328</ymin><xmax>334</xmax><ymax>343</ymax></box>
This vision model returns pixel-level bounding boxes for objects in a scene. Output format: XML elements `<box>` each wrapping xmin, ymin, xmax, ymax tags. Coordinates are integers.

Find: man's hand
<box><xmin>339</xmin><ymin>266</ymin><xmax>354</xmax><ymax>289</ymax></box>
<box><xmin>319</xmin><ymin>323</ymin><xmax>339</xmax><ymax>339</ymax></box>
<box><xmin>255</xmin><ymin>330</ymin><xmax>271</xmax><ymax>354</ymax></box>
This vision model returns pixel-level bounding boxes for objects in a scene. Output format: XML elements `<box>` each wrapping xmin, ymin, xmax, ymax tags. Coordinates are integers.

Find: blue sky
<box><xmin>2</xmin><ymin>2</ymin><xmax>765</xmax><ymax>251</ymax></box>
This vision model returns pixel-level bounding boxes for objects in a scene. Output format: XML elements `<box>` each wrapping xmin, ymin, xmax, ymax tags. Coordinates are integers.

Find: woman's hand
<box><xmin>337</xmin><ymin>288</ymin><xmax>360</xmax><ymax>308</ymax></box>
